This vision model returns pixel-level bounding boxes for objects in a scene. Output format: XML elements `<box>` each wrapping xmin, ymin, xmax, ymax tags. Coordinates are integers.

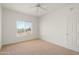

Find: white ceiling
<box><xmin>2</xmin><ymin>3</ymin><xmax>70</xmax><ymax>17</ymax></box>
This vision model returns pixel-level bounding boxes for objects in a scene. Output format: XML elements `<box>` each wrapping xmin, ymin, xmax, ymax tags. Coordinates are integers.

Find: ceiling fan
<box><xmin>31</xmin><ymin>3</ymin><xmax>48</xmax><ymax>11</ymax></box>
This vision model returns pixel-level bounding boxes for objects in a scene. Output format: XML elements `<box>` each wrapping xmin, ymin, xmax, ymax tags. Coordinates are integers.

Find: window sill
<box><xmin>16</xmin><ymin>32</ymin><xmax>32</xmax><ymax>37</ymax></box>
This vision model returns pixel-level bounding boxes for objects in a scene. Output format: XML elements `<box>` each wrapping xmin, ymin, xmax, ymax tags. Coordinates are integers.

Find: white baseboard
<box><xmin>40</xmin><ymin>37</ymin><xmax>79</xmax><ymax>52</ymax></box>
<box><xmin>3</xmin><ymin>37</ymin><xmax>38</xmax><ymax>46</ymax></box>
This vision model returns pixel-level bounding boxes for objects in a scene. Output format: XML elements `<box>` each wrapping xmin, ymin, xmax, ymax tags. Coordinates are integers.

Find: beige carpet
<box><xmin>0</xmin><ymin>39</ymin><xmax>79</xmax><ymax>55</ymax></box>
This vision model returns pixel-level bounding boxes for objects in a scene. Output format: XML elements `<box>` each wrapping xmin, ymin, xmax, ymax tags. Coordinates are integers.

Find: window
<box><xmin>16</xmin><ymin>20</ymin><xmax>32</xmax><ymax>36</ymax></box>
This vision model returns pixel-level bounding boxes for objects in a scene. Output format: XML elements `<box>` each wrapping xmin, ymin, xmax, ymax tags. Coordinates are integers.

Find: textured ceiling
<box><xmin>2</xmin><ymin>3</ymin><xmax>70</xmax><ymax>17</ymax></box>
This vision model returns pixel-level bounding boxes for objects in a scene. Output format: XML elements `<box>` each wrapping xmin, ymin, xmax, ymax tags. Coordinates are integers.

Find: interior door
<box><xmin>67</xmin><ymin>11</ymin><xmax>73</xmax><ymax>49</ymax></box>
<box><xmin>67</xmin><ymin>8</ymin><xmax>79</xmax><ymax>51</ymax></box>
<box><xmin>76</xmin><ymin>10</ymin><xmax>79</xmax><ymax>50</ymax></box>
<box><xmin>0</xmin><ymin>5</ymin><xmax>2</xmax><ymax>50</ymax></box>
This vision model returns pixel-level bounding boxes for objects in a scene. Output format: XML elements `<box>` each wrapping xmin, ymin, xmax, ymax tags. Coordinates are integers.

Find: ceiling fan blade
<box><xmin>30</xmin><ymin>3</ymin><xmax>40</xmax><ymax>7</ymax></box>
<box><xmin>29</xmin><ymin>6</ymin><xmax>35</xmax><ymax>8</ymax></box>
<box><xmin>40</xmin><ymin>7</ymin><xmax>48</xmax><ymax>11</ymax></box>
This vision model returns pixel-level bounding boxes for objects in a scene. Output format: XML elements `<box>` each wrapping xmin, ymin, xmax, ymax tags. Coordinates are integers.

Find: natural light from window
<box><xmin>16</xmin><ymin>20</ymin><xmax>32</xmax><ymax>37</ymax></box>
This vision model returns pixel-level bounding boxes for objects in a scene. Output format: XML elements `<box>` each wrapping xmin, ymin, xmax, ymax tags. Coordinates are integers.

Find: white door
<box><xmin>67</xmin><ymin>8</ymin><xmax>79</xmax><ymax>51</ymax></box>
<box><xmin>0</xmin><ymin>5</ymin><xmax>2</xmax><ymax>50</ymax></box>
<box><xmin>76</xmin><ymin>10</ymin><xmax>79</xmax><ymax>51</ymax></box>
<box><xmin>67</xmin><ymin>11</ymin><xmax>73</xmax><ymax>49</ymax></box>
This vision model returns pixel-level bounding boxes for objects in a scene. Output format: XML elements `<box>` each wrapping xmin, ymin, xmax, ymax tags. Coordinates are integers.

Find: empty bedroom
<box><xmin>0</xmin><ymin>3</ymin><xmax>79</xmax><ymax>55</ymax></box>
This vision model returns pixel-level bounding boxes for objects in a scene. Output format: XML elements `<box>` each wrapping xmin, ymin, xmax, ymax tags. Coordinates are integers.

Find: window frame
<box><xmin>16</xmin><ymin>20</ymin><xmax>32</xmax><ymax>37</ymax></box>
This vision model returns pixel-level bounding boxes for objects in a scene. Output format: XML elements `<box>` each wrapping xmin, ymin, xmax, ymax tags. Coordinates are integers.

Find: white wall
<box><xmin>2</xmin><ymin>8</ymin><xmax>38</xmax><ymax>45</ymax></box>
<box><xmin>39</xmin><ymin>7</ymin><xmax>67</xmax><ymax>47</ymax></box>
<box><xmin>39</xmin><ymin>6</ymin><xmax>70</xmax><ymax>47</ymax></box>
<box><xmin>39</xmin><ymin>5</ymin><xmax>79</xmax><ymax>52</ymax></box>
<box><xmin>0</xmin><ymin>4</ymin><xmax>2</xmax><ymax>49</ymax></box>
